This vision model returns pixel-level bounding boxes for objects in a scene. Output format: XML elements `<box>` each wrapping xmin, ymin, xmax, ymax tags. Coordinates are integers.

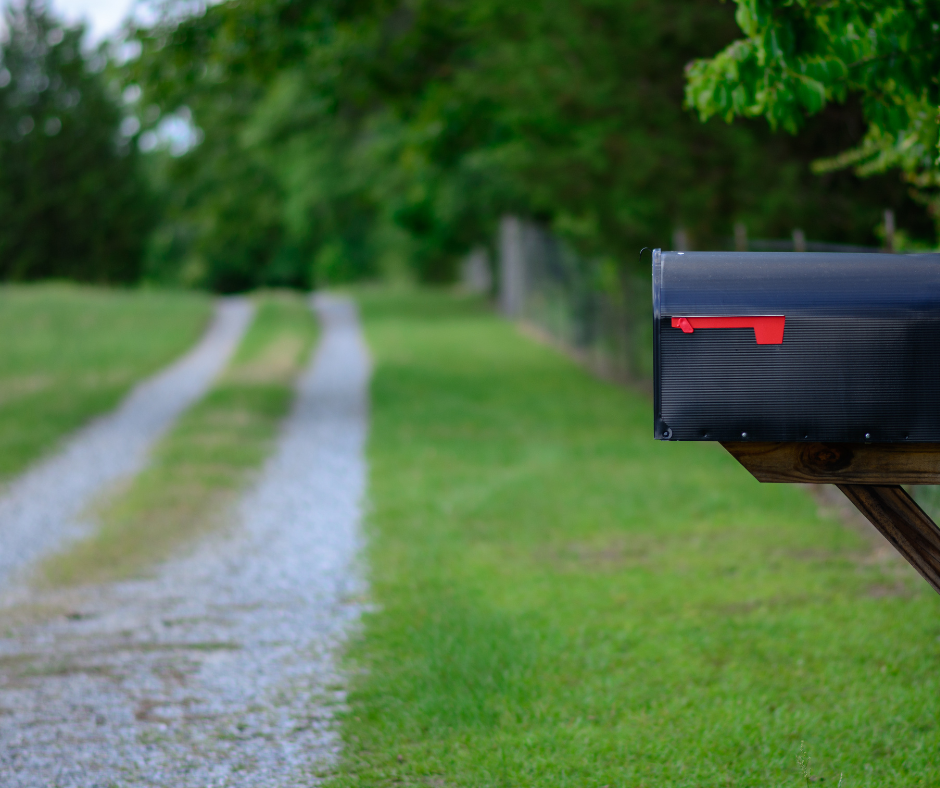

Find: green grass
<box><xmin>0</xmin><ymin>283</ymin><xmax>211</xmax><ymax>480</ymax></box>
<box><xmin>41</xmin><ymin>291</ymin><xmax>317</xmax><ymax>586</ymax></box>
<box><xmin>331</xmin><ymin>290</ymin><xmax>940</xmax><ymax>788</ymax></box>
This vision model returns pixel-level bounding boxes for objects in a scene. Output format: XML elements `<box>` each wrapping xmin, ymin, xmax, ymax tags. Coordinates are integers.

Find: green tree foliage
<box><xmin>0</xmin><ymin>1</ymin><xmax>155</xmax><ymax>283</ymax></box>
<box><xmin>130</xmin><ymin>0</ymin><xmax>935</xmax><ymax>288</ymax></box>
<box><xmin>129</xmin><ymin>0</ymin><xmax>380</xmax><ymax>291</ymax></box>
<box><xmin>686</xmin><ymin>0</ymin><xmax>940</xmax><ymax>236</ymax></box>
<box><xmin>430</xmin><ymin>0</ymin><xmax>932</xmax><ymax>256</ymax></box>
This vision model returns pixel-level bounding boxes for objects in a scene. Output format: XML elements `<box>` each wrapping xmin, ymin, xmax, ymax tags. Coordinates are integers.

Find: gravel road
<box><xmin>0</xmin><ymin>298</ymin><xmax>254</xmax><ymax>592</ymax></box>
<box><xmin>0</xmin><ymin>295</ymin><xmax>370</xmax><ymax>787</ymax></box>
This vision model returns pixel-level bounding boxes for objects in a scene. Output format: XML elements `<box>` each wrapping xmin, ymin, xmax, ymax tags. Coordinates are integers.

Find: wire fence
<box><xmin>489</xmin><ymin>215</ymin><xmax>887</xmax><ymax>385</ymax></box>
<box><xmin>495</xmin><ymin>215</ymin><xmax>653</xmax><ymax>385</ymax></box>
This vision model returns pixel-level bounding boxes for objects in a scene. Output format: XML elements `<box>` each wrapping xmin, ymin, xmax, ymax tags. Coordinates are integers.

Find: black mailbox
<box><xmin>653</xmin><ymin>249</ymin><xmax>940</xmax><ymax>443</ymax></box>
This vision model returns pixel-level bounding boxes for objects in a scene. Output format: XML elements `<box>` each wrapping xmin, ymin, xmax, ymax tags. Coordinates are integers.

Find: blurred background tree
<box><xmin>1</xmin><ymin>0</ymin><xmax>936</xmax><ymax>289</ymax></box>
<box><xmin>0</xmin><ymin>0</ymin><xmax>154</xmax><ymax>283</ymax></box>
<box><xmin>686</xmin><ymin>0</ymin><xmax>940</xmax><ymax>245</ymax></box>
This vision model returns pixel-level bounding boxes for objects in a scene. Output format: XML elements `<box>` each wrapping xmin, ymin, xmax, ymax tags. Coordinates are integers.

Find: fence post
<box><xmin>672</xmin><ymin>228</ymin><xmax>690</xmax><ymax>252</ymax></box>
<box><xmin>499</xmin><ymin>215</ymin><xmax>526</xmax><ymax>317</ymax></box>
<box><xmin>461</xmin><ymin>247</ymin><xmax>492</xmax><ymax>293</ymax></box>
<box><xmin>734</xmin><ymin>222</ymin><xmax>748</xmax><ymax>252</ymax></box>
<box><xmin>792</xmin><ymin>228</ymin><xmax>806</xmax><ymax>253</ymax></box>
<box><xmin>884</xmin><ymin>209</ymin><xmax>896</xmax><ymax>252</ymax></box>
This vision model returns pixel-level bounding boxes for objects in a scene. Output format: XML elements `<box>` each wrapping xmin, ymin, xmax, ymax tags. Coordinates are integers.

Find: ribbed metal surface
<box><xmin>657</xmin><ymin>316</ymin><xmax>940</xmax><ymax>442</ymax></box>
<box><xmin>652</xmin><ymin>250</ymin><xmax>940</xmax><ymax>442</ymax></box>
<box><xmin>660</xmin><ymin>250</ymin><xmax>940</xmax><ymax>318</ymax></box>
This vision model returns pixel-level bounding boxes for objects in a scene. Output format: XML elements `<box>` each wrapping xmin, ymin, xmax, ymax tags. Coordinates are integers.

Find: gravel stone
<box><xmin>0</xmin><ymin>298</ymin><xmax>254</xmax><ymax>591</ymax></box>
<box><xmin>0</xmin><ymin>295</ymin><xmax>370</xmax><ymax>787</ymax></box>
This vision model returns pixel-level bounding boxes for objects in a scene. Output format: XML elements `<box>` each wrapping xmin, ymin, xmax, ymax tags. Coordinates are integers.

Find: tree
<box><xmin>127</xmin><ymin>0</ymin><xmax>390</xmax><ymax>289</ymax></box>
<box><xmin>0</xmin><ymin>1</ymin><xmax>155</xmax><ymax>283</ymax></box>
<box><xmin>129</xmin><ymin>0</ymin><xmax>935</xmax><ymax>289</ymax></box>
<box><xmin>685</xmin><ymin>0</ymin><xmax>940</xmax><ymax>240</ymax></box>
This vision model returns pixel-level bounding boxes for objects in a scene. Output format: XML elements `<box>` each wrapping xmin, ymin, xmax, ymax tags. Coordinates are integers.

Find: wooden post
<box><xmin>837</xmin><ymin>484</ymin><xmax>940</xmax><ymax>593</ymax></box>
<box><xmin>792</xmin><ymin>228</ymin><xmax>806</xmax><ymax>252</ymax></box>
<box><xmin>499</xmin><ymin>215</ymin><xmax>526</xmax><ymax>317</ymax></box>
<box><xmin>722</xmin><ymin>441</ymin><xmax>940</xmax><ymax>595</ymax></box>
<box><xmin>462</xmin><ymin>247</ymin><xmax>492</xmax><ymax>294</ymax></box>
<box><xmin>672</xmin><ymin>228</ymin><xmax>690</xmax><ymax>252</ymax></box>
<box><xmin>884</xmin><ymin>209</ymin><xmax>896</xmax><ymax>253</ymax></box>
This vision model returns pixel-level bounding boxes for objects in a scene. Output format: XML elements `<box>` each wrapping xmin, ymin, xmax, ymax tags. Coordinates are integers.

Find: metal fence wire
<box><xmin>495</xmin><ymin>216</ymin><xmax>887</xmax><ymax>386</ymax></box>
<box><xmin>497</xmin><ymin>216</ymin><xmax>652</xmax><ymax>385</ymax></box>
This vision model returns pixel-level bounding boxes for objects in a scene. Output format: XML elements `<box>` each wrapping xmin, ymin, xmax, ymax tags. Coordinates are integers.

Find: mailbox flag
<box><xmin>670</xmin><ymin>316</ymin><xmax>785</xmax><ymax>344</ymax></box>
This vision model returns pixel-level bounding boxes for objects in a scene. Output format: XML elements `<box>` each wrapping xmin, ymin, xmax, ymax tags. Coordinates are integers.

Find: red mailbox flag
<box><xmin>671</xmin><ymin>316</ymin><xmax>785</xmax><ymax>345</ymax></box>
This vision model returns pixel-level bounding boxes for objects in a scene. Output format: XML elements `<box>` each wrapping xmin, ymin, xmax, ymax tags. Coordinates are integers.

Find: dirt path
<box><xmin>0</xmin><ymin>298</ymin><xmax>254</xmax><ymax>592</ymax></box>
<box><xmin>0</xmin><ymin>295</ymin><xmax>370</xmax><ymax>787</ymax></box>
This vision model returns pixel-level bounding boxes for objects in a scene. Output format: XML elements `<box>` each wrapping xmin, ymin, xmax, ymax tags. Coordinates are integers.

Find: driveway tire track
<box><xmin>0</xmin><ymin>297</ymin><xmax>255</xmax><ymax>592</ymax></box>
<box><xmin>0</xmin><ymin>295</ymin><xmax>370</xmax><ymax>787</ymax></box>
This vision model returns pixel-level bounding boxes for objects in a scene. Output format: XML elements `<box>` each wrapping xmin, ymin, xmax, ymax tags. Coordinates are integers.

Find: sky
<box><xmin>1</xmin><ymin>1</ymin><xmax>214</xmax><ymax>45</ymax></box>
<box><xmin>9</xmin><ymin>0</ymin><xmax>206</xmax><ymax>155</ymax></box>
<box><xmin>47</xmin><ymin>0</ymin><xmax>135</xmax><ymax>42</ymax></box>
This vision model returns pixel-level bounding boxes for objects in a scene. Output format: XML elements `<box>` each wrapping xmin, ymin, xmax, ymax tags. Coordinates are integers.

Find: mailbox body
<box><xmin>653</xmin><ymin>249</ymin><xmax>940</xmax><ymax>442</ymax></box>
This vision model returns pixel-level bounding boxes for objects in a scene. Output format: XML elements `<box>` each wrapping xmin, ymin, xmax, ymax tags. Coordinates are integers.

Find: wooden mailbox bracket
<box><xmin>722</xmin><ymin>442</ymin><xmax>940</xmax><ymax>595</ymax></box>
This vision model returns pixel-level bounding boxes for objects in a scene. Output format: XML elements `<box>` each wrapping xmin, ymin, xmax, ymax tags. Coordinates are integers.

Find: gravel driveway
<box><xmin>0</xmin><ymin>295</ymin><xmax>370</xmax><ymax>787</ymax></box>
<box><xmin>0</xmin><ymin>297</ymin><xmax>254</xmax><ymax>592</ymax></box>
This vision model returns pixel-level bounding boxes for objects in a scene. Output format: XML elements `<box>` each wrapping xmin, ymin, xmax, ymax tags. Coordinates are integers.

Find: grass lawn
<box><xmin>42</xmin><ymin>291</ymin><xmax>317</xmax><ymax>585</ymax></box>
<box><xmin>0</xmin><ymin>283</ymin><xmax>211</xmax><ymax>480</ymax></box>
<box><xmin>331</xmin><ymin>290</ymin><xmax>940</xmax><ymax>788</ymax></box>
